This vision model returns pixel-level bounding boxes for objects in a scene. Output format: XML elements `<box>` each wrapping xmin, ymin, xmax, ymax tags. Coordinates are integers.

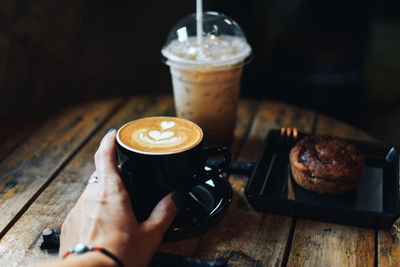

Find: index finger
<box><xmin>94</xmin><ymin>129</ymin><xmax>119</xmax><ymax>175</ymax></box>
<box><xmin>93</xmin><ymin>129</ymin><xmax>126</xmax><ymax>193</ymax></box>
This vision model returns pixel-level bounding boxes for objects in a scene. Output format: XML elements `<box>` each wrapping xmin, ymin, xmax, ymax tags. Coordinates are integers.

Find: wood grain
<box><xmin>0</xmin><ymin>115</ymin><xmax>48</xmax><ymax>163</ymax></box>
<box><xmin>315</xmin><ymin>113</ymin><xmax>374</xmax><ymax>142</ymax></box>
<box><xmin>194</xmin><ymin>100</ymin><xmax>316</xmax><ymax>266</ymax></box>
<box><xmin>289</xmin><ymin>221</ymin><xmax>375</xmax><ymax>266</ymax></box>
<box><xmin>0</xmin><ymin>97</ymin><xmax>123</xmax><ymax>238</ymax></box>
<box><xmin>1</xmin><ymin>96</ymin><xmax>392</xmax><ymax>267</ymax></box>
<box><xmin>231</xmin><ymin>99</ymin><xmax>261</xmax><ymax>157</ymax></box>
<box><xmin>287</xmin><ymin>113</ymin><xmax>376</xmax><ymax>267</ymax></box>
<box><xmin>0</xmin><ymin>96</ymin><xmax>174</xmax><ymax>266</ymax></box>
<box><xmin>378</xmin><ymin>223</ymin><xmax>400</xmax><ymax>266</ymax></box>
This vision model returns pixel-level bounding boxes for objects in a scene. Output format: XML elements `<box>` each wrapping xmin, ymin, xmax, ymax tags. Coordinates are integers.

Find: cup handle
<box><xmin>196</xmin><ymin>146</ymin><xmax>231</xmax><ymax>184</ymax></box>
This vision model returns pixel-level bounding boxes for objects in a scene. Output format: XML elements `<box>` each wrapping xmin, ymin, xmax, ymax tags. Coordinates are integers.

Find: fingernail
<box><xmin>107</xmin><ymin>128</ymin><xmax>115</xmax><ymax>134</ymax></box>
<box><xmin>172</xmin><ymin>191</ymin><xmax>184</xmax><ymax>208</ymax></box>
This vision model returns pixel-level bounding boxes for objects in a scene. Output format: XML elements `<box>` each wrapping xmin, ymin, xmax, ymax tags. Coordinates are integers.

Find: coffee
<box><xmin>117</xmin><ymin>116</ymin><xmax>202</xmax><ymax>154</ymax></box>
<box><xmin>169</xmin><ymin>64</ymin><xmax>243</xmax><ymax>145</ymax></box>
<box><xmin>116</xmin><ymin>116</ymin><xmax>231</xmax><ymax>222</ymax></box>
<box><xmin>161</xmin><ymin>12</ymin><xmax>252</xmax><ymax>145</ymax></box>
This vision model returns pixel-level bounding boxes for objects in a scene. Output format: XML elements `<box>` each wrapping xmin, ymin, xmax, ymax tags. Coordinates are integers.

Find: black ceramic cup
<box><xmin>116</xmin><ymin>117</ymin><xmax>231</xmax><ymax>222</ymax></box>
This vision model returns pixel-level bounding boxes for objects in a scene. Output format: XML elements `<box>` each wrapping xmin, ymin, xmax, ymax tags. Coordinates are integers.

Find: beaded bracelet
<box><xmin>63</xmin><ymin>243</ymin><xmax>124</xmax><ymax>267</ymax></box>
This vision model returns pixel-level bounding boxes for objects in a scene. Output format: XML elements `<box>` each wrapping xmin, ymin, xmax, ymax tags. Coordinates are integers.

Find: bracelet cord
<box><xmin>63</xmin><ymin>243</ymin><xmax>124</xmax><ymax>267</ymax></box>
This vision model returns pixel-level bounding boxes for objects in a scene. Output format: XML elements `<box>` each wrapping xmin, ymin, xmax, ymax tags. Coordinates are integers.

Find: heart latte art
<box><xmin>118</xmin><ymin>117</ymin><xmax>202</xmax><ymax>154</ymax></box>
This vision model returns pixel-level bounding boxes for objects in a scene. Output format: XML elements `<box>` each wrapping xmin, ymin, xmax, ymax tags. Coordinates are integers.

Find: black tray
<box><xmin>244</xmin><ymin>129</ymin><xmax>400</xmax><ymax>229</ymax></box>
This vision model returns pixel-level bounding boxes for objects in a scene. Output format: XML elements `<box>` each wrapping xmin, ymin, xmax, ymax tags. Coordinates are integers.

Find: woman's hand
<box><xmin>59</xmin><ymin>129</ymin><xmax>181</xmax><ymax>267</ymax></box>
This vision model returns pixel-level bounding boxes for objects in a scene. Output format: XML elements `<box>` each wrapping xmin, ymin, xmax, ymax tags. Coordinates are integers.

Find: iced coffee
<box><xmin>162</xmin><ymin>12</ymin><xmax>251</xmax><ymax>145</ymax></box>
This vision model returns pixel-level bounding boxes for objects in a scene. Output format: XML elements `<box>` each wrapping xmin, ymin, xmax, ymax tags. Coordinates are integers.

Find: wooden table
<box><xmin>0</xmin><ymin>95</ymin><xmax>399</xmax><ymax>266</ymax></box>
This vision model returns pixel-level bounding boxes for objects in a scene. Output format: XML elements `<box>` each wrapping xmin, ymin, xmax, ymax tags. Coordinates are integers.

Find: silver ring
<box><xmin>87</xmin><ymin>175</ymin><xmax>98</xmax><ymax>185</ymax></box>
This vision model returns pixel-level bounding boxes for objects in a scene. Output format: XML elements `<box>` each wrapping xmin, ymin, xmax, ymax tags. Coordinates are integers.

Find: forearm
<box><xmin>35</xmin><ymin>252</ymin><xmax>115</xmax><ymax>267</ymax></box>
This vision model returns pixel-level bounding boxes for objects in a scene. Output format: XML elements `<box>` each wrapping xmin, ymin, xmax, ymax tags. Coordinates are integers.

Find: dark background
<box><xmin>1</xmin><ymin>0</ymin><xmax>399</xmax><ymax>144</ymax></box>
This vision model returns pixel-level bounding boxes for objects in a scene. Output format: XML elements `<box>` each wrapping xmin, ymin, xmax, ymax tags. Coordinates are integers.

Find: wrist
<box><xmin>64</xmin><ymin>252</ymin><xmax>116</xmax><ymax>267</ymax></box>
<box><xmin>63</xmin><ymin>243</ymin><xmax>124</xmax><ymax>267</ymax></box>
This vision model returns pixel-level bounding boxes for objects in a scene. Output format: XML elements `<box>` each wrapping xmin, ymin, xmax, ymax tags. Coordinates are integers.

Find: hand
<box><xmin>59</xmin><ymin>130</ymin><xmax>181</xmax><ymax>267</ymax></box>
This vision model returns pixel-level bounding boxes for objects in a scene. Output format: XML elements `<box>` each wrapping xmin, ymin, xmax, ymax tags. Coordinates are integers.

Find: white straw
<box><xmin>196</xmin><ymin>0</ymin><xmax>203</xmax><ymax>45</ymax></box>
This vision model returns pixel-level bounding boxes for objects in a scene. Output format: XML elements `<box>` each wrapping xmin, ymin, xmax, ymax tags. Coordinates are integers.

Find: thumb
<box><xmin>143</xmin><ymin>191</ymin><xmax>183</xmax><ymax>235</ymax></box>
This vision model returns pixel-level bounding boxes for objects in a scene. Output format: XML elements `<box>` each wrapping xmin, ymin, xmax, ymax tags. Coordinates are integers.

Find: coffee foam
<box><xmin>117</xmin><ymin>117</ymin><xmax>203</xmax><ymax>154</ymax></box>
<box><xmin>162</xmin><ymin>35</ymin><xmax>251</xmax><ymax>70</ymax></box>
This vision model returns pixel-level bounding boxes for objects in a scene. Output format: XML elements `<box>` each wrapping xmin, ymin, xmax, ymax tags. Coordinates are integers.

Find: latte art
<box><xmin>148</xmin><ymin>130</ymin><xmax>174</xmax><ymax>141</ymax></box>
<box><xmin>118</xmin><ymin>117</ymin><xmax>202</xmax><ymax>154</ymax></box>
<box><xmin>136</xmin><ymin>128</ymin><xmax>183</xmax><ymax>146</ymax></box>
<box><xmin>161</xmin><ymin>121</ymin><xmax>175</xmax><ymax>130</ymax></box>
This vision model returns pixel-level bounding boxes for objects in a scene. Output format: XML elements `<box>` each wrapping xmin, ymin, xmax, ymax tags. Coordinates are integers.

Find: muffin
<box><xmin>289</xmin><ymin>135</ymin><xmax>365</xmax><ymax>195</ymax></box>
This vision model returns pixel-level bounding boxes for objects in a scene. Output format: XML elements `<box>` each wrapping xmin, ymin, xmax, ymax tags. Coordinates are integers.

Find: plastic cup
<box><xmin>161</xmin><ymin>11</ymin><xmax>252</xmax><ymax>146</ymax></box>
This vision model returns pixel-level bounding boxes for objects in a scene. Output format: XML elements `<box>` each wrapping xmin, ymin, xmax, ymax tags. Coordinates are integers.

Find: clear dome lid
<box><xmin>161</xmin><ymin>11</ymin><xmax>252</xmax><ymax>70</ymax></box>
